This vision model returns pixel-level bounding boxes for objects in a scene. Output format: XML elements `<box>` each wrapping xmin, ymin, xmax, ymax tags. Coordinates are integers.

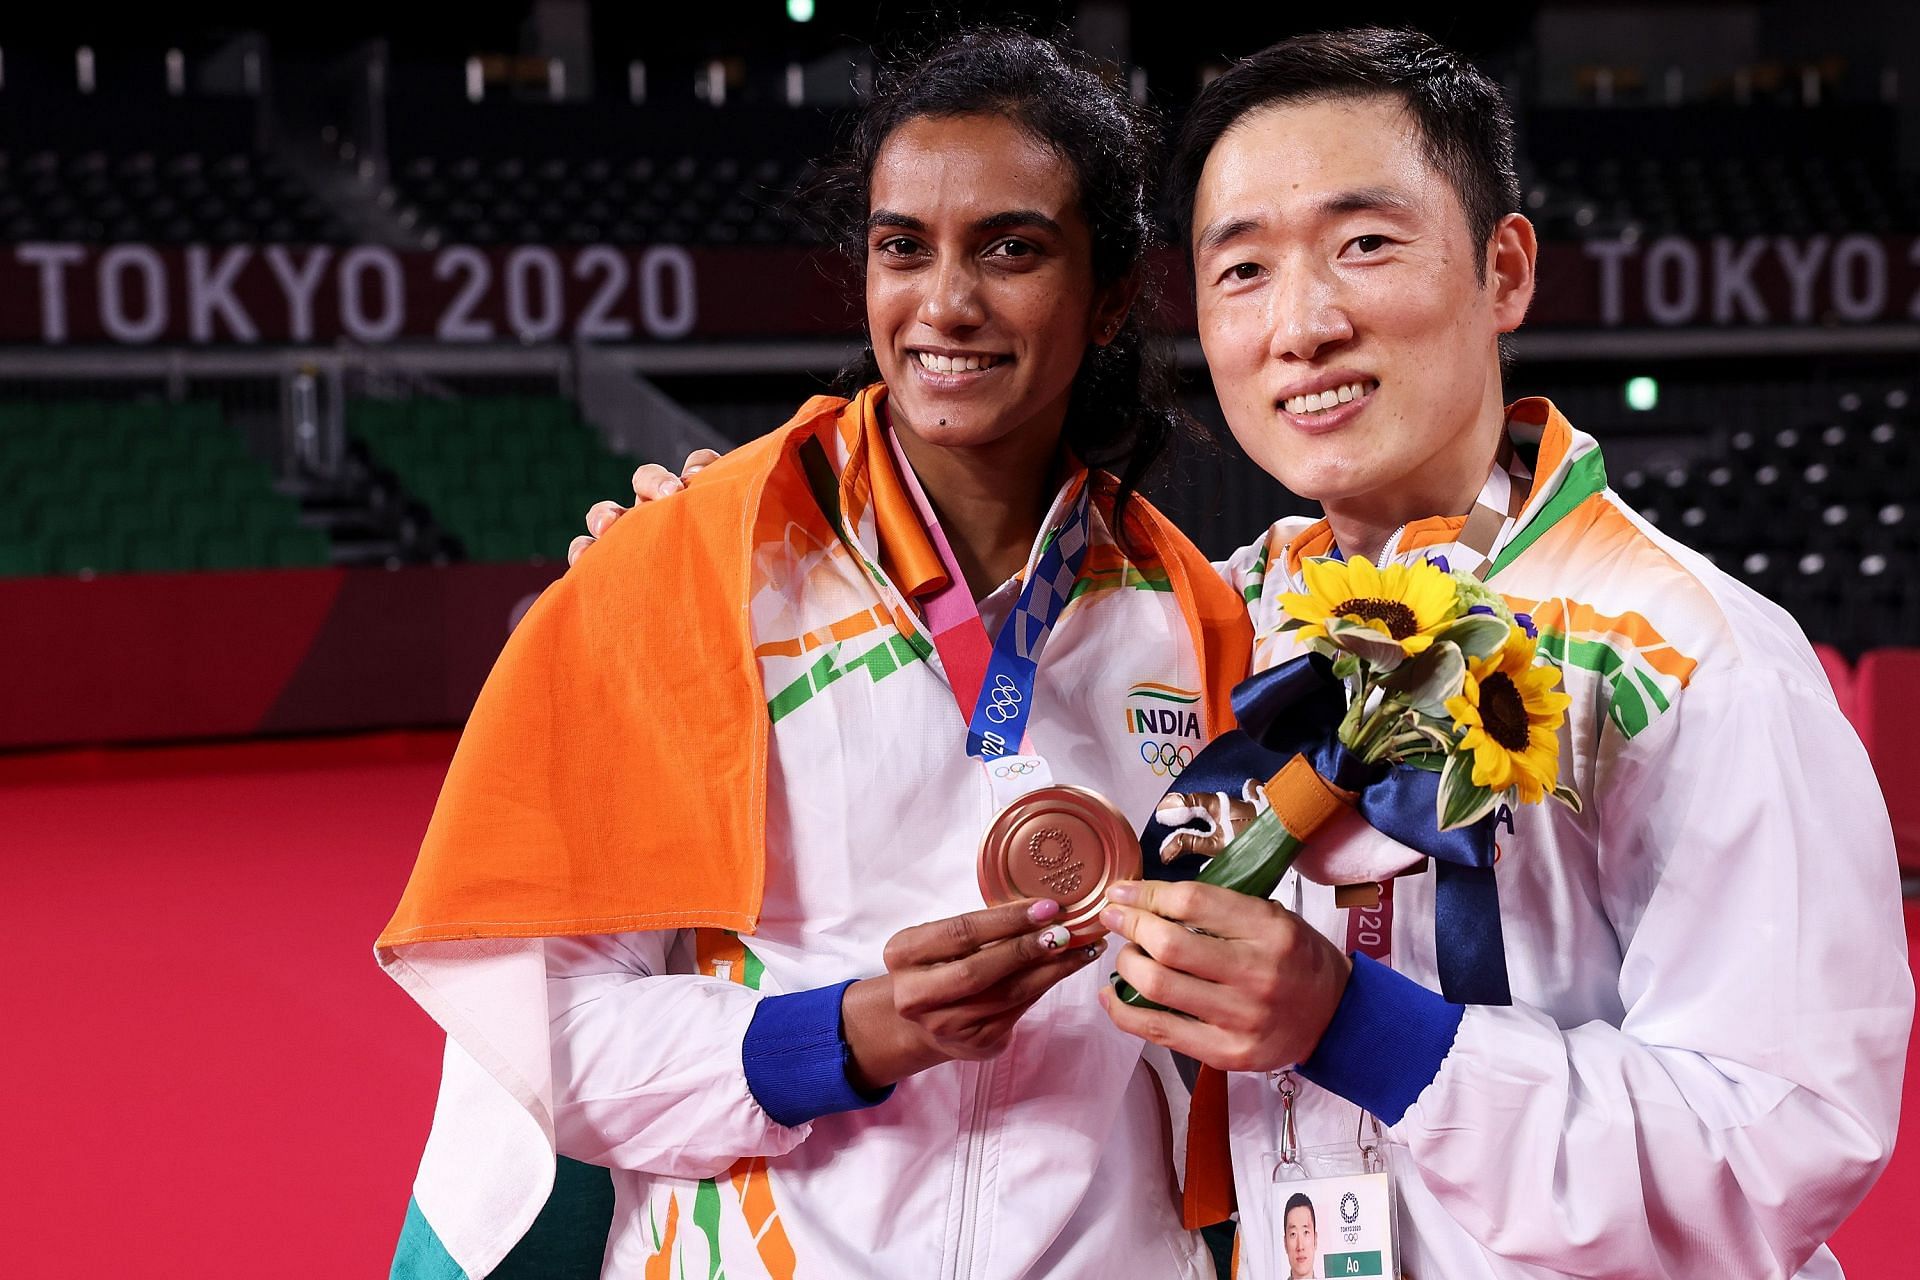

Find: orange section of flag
<box><xmin>730</xmin><ymin>1157</ymin><xmax>798</xmax><ymax>1280</ymax></box>
<box><xmin>753</xmin><ymin>604</ymin><xmax>893</xmax><ymax>659</ymax></box>
<box><xmin>1182</xmin><ymin>1065</ymin><xmax>1236</xmax><ymax>1228</ymax></box>
<box><xmin>1517</xmin><ymin>593</ymin><xmax>1699</xmax><ymax>686</ymax></box>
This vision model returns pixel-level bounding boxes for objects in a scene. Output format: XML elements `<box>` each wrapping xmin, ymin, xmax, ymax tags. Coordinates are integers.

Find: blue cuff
<box><xmin>741</xmin><ymin>979</ymin><xmax>894</xmax><ymax>1128</ymax></box>
<box><xmin>1297</xmin><ymin>953</ymin><xmax>1464</xmax><ymax>1125</ymax></box>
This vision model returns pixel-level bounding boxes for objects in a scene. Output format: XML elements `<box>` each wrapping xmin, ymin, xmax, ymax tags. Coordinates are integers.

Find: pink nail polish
<box><xmin>1027</xmin><ymin>899</ymin><xmax>1061</xmax><ymax>923</ymax></box>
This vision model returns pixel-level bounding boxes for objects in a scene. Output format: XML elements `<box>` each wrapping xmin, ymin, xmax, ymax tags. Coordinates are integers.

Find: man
<box><xmin>582</xmin><ymin>28</ymin><xmax>1909</xmax><ymax>1279</ymax></box>
<box><xmin>1282</xmin><ymin>1193</ymin><xmax>1317</xmax><ymax>1279</ymax></box>
<box><xmin>1094</xmin><ymin>26</ymin><xmax>1910</xmax><ymax>1280</ymax></box>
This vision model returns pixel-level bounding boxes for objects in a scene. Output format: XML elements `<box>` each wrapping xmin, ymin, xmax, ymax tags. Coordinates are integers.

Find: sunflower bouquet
<box><xmin>1117</xmin><ymin>554</ymin><xmax>1580</xmax><ymax>1009</ymax></box>
<box><xmin>1282</xmin><ymin>554</ymin><xmax>1581</xmax><ymax>827</ymax></box>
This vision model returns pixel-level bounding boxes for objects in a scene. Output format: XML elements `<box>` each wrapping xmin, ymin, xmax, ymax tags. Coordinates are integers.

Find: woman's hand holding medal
<box><xmin>841</xmin><ymin>897</ymin><xmax>1106</xmax><ymax>1091</ymax></box>
<box><xmin>1096</xmin><ymin>879</ymin><xmax>1350</xmax><ymax>1073</ymax></box>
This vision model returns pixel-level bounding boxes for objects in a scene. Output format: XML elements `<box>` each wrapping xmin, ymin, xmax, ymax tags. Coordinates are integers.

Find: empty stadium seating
<box><xmin>347</xmin><ymin>395</ymin><xmax>637</xmax><ymax>562</ymax></box>
<box><xmin>0</xmin><ymin>399</ymin><xmax>329</xmax><ymax>575</ymax></box>
<box><xmin>378</xmin><ymin>93</ymin><xmax>835</xmax><ymax>247</ymax></box>
<box><xmin>0</xmin><ymin>148</ymin><xmax>346</xmax><ymax>244</ymax></box>
<box><xmin>1528</xmin><ymin>154</ymin><xmax>1920</xmax><ymax>239</ymax></box>
<box><xmin>1613</xmin><ymin>386</ymin><xmax>1918</xmax><ymax>655</ymax></box>
<box><xmin>0</xmin><ymin>58</ymin><xmax>346</xmax><ymax>245</ymax></box>
<box><xmin>396</xmin><ymin>153</ymin><xmax>815</xmax><ymax>247</ymax></box>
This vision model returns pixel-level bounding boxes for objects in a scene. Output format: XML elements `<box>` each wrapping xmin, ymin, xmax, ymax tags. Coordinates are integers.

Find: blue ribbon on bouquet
<box><xmin>1140</xmin><ymin>652</ymin><xmax>1511</xmax><ymax>1006</ymax></box>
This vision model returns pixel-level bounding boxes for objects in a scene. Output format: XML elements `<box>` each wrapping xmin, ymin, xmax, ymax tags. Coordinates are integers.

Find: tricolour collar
<box><xmin>1279</xmin><ymin>398</ymin><xmax>1606</xmax><ymax>582</ymax></box>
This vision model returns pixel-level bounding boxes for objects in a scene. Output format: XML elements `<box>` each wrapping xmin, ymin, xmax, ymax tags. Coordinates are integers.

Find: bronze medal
<box><xmin>978</xmin><ymin>784</ymin><xmax>1141</xmax><ymax>943</ymax></box>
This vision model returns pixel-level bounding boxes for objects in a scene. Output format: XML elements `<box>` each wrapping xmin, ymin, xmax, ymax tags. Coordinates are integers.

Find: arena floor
<box><xmin>4</xmin><ymin>733</ymin><xmax>1912</xmax><ymax>1278</ymax></box>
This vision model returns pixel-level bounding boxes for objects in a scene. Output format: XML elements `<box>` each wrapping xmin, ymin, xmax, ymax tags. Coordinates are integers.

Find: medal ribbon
<box><xmin>884</xmin><ymin>429</ymin><xmax>1093</xmax><ymax>796</ymax></box>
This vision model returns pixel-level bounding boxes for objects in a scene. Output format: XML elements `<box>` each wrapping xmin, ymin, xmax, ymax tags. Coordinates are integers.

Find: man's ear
<box><xmin>1488</xmin><ymin>212</ymin><xmax>1537</xmax><ymax>334</ymax></box>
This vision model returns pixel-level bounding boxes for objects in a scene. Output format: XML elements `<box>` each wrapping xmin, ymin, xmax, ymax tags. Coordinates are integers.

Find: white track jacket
<box><xmin>1218</xmin><ymin>399</ymin><xmax>1911</xmax><ymax>1280</ymax></box>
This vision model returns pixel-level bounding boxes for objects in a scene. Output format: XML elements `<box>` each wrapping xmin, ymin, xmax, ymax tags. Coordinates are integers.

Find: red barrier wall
<box><xmin>0</xmin><ymin>562</ymin><xmax>562</xmax><ymax>750</ymax></box>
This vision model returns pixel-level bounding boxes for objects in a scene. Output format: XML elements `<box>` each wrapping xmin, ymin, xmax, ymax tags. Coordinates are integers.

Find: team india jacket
<box><xmin>377</xmin><ymin>386</ymin><xmax>1252</xmax><ymax>1279</ymax></box>
<box><xmin>1215</xmin><ymin>398</ymin><xmax>1911</xmax><ymax>1280</ymax></box>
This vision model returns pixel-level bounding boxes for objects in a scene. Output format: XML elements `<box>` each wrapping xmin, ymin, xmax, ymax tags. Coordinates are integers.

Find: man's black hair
<box><xmin>1168</xmin><ymin>26</ymin><xmax>1520</xmax><ymax>275</ymax></box>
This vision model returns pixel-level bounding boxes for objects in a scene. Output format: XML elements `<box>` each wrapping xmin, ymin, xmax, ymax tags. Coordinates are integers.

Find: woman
<box><xmin>379</xmin><ymin>29</ymin><xmax>1249</xmax><ymax>1280</ymax></box>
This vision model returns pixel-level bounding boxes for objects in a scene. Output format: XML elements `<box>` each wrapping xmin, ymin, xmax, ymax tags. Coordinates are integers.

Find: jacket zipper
<box><xmin>947</xmin><ymin>1057</ymin><xmax>998</xmax><ymax>1280</ymax></box>
<box><xmin>1373</xmin><ymin>522</ymin><xmax>1411</xmax><ymax>564</ymax></box>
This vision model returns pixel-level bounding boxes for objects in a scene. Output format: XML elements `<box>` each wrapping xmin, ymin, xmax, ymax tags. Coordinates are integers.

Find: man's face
<box><xmin>1192</xmin><ymin>93</ymin><xmax>1530</xmax><ymax>517</ymax></box>
<box><xmin>1285</xmin><ymin>1204</ymin><xmax>1317</xmax><ymax>1276</ymax></box>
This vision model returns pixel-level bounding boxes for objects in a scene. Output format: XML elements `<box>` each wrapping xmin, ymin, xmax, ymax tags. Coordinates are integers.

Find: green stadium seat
<box><xmin>0</xmin><ymin>539</ymin><xmax>51</xmax><ymax>577</ymax></box>
<box><xmin>524</xmin><ymin>398</ymin><xmax>573</xmax><ymax>433</ymax></box>
<box><xmin>413</xmin><ymin>400</ymin><xmax>463</xmax><ymax>434</ymax></box>
<box><xmin>0</xmin><ymin>497</ymin><xmax>40</xmax><ymax>537</ymax></box>
<box><xmin>125</xmin><ymin>532</ymin><xmax>200</xmax><ymax>574</ymax></box>
<box><xmin>198</xmin><ymin>532</ymin><xmax>262</xmax><ymax>571</ymax></box>
<box><xmin>45</xmin><ymin>402</ymin><xmax>107</xmax><ymax>433</ymax></box>
<box><xmin>166</xmin><ymin>401</ymin><xmax>225</xmax><ymax>433</ymax></box>
<box><xmin>270</xmin><ymin>529</ymin><xmax>332</xmax><ymax>568</ymax></box>
<box><xmin>344</xmin><ymin>396</ymin><xmax>623</xmax><ymax>566</ymax></box>
<box><xmin>0</xmin><ymin>402</ymin><xmax>44</xmax><ymax>432</ymax></box>
<box><xmin>52</xmin><ymin>536</ymin><xmax>124</xmax><ymax>575</ymax></box>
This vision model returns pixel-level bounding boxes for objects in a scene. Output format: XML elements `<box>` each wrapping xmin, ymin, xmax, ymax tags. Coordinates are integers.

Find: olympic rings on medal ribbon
<box><xmin>983</xmin><ymin>673</ymin><xmax>1024</xmax><ymax>724</ymax></box>
<box><xmin>993</xmin><ymin>760</ymin><xmax>1040</xmax><ymax>779</ymax></box>
<box><xmin>1138</xmin><ymin>740</ymin><xmax>1196</xmax><ymax>777</ymax></box>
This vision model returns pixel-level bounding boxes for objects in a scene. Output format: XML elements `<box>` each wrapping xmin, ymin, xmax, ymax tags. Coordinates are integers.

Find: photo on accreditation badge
<box><xmin>1277</xmin><ymin>1174</ymin><xmax>1396</xmax><ymax>1278</ymax></box>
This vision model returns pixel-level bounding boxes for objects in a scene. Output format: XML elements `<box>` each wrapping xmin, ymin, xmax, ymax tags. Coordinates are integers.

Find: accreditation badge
<box><xmin>1264</xmin><ymin>1074</ymin><xmax>1403</xmax><ymax>1279</ymax></box>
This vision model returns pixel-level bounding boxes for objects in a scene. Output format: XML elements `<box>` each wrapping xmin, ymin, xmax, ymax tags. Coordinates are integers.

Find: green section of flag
<box><xmin>1127</xmin><ymin>686</ymin><xmax>1199</xmax><ymax>704</ymax></box>
<box><xmin>1487</xmin><ymin>448</ymin><xmax>1609</xmax><ymax>578</ymax></box>
<box><xmin>1534</xmin><ymin>626</ymin><xmax>1675</xmax><ymax>740</ymax></box>
<box><xmin>693</xmin><ymin>1177</ymin><xmax>726</xmax><ymax>1280</ymax></box>
<box><xmin>493</xmin><ymin>1158</ymin><xmax>615</xmax><ymax>1278</ymax></box>
<box><xmin>1069</xmin><ymin>565</ymin><xmax>1172</xmax><ymax>601</ymax></box>
<box><xmin>390</xmin><ymin>1198</ymin><xmax>469</xmax><ymax>1280</ymax></box>
<box><xmin>1242</xmin><ymin>542</ymin><xmax>1271</xmax><ymax>603</ymax></box>
<box><xmin>766</xmin><ymin>630</ymin><xmax>931</xmax><ymax>723</ymax></box>
<box><xmin>1321</xmin><ymin>1251</ymin><xmax>1385</xmax><ymax>1276</ymax></box>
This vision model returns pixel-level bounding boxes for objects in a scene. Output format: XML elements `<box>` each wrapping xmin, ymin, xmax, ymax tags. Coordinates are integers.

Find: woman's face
<box><xmin>864</xmin><ymin>112</ymin><xmax>1129</xmax><ymax>454</ymax></box>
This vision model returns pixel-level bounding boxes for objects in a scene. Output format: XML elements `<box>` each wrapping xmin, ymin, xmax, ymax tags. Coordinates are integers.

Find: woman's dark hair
<box><xmin>804</xmin><ymin>27</ymin><xmax>1185</xmax><ymax>528</ymax></box>
<box><xmin>1167</xmin><ymin>27</ymin><xmax>1520</xmax><ymax>274</ymax></box>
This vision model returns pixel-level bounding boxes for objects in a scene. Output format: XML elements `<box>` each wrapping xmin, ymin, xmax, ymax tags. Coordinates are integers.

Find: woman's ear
<box><xmin>1092</xmin><ymin>271</ymin><xmax>1141</xmax><ymax>346</ymax></box>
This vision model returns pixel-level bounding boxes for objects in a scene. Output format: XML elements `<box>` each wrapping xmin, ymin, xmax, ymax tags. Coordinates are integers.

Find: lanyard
<box><xmin>1329</xmin><ymin>446</ymin><xmax>1530</xmax><ymax>580</ymax></box>
<box><xmin>885</xmin><ymin>427</ymin><xmax>1093</xmax><ymax>807</ymax></box>
<box><xmin>1344</xmin><ymin>879</ymin><xmax>1395</xmax><ymax>964</ymax></box>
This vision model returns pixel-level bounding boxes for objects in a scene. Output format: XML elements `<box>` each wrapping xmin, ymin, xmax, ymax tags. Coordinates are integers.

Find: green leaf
<box><xmin>1330</xmin><ymin>652</ymin><xmax>1362</xmax><ymax>681</ymax></box>
<box><xmin>1438</xmin><ymin>750</ymin><xmax>1501</xmax><ymax>830</ymax></box>
<box><xmin>1436</xmin><ymin>613</ymin><xmax>1511</xmax><ymax>661</ymax></box>
<box><xmin>1551</xmin><ymin>783</ymin><xmax>1584</xmax><ymax>814</ymax></box>
<box><xmin>1395</xmin><ymin>749</ymin><xmax>1448</xmax><ymax>773</ymax></box>
<box><xmin>1379</xmin><ymin>641</ymin><xmax>1466</xmax><ymax>718</ymax></box>
<box><xmin>1324</xmin><ymin>617</ymin><xmax>1407</xmax><ymax>671</ymax></box>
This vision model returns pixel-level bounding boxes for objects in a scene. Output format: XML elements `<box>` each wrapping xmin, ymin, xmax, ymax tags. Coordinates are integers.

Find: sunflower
<box><xmin>1280</xmin><ymin>554</ymin><xmax>1460</xmax><ymax>658</ymax></box>
<box><xmin>1444</xmin><ymin>626</ymin><xmax>1572</xmax><ymax>804</ymax></box>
